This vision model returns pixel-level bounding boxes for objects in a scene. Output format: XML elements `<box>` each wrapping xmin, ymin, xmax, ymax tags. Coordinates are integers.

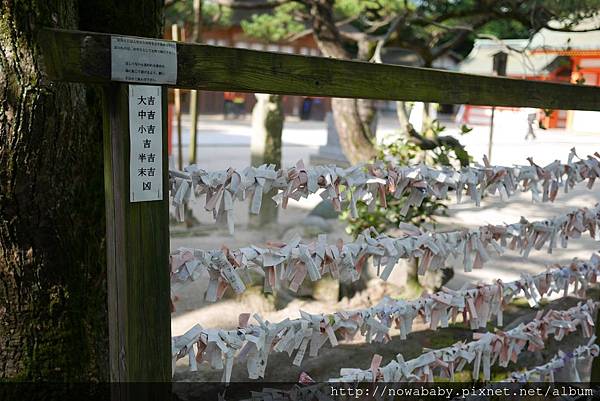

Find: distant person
<box><xmin>300</xmin><ymin>97</ymin><xmax>313</xmax><ymax>120</ymax></box>
<box><xmin>223</xmin><ymin>91</ymin><xmax>235</xmax><ymax>119</ymax></box>
<box><xmin>524</xmin><ymin>109</ymin><xmax>537</xmax><ymax>140</ymax></box>
<box><xmin>233</xmin><ymin>93</ymin><xmax>246</xmax><ymax>118</ymax></box>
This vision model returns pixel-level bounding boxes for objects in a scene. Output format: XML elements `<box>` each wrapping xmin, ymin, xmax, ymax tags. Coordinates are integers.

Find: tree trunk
<box><xmin>249</xmin><ymin>93</ymin><xmax>284</xmax><ymax>227</ymax></box>
<box><xmin>308</xmin><ymin>0</ymin><xmax>377</xmax><ymax>164</ymax></box>
<box><xmin>331</xmin><ymin>98</ymin><xmax>377</xmax><ymax>164</ymax></box>
<box><xmin>0</xmin><ymin>0</ymin><xmax>163</xmax><ymax>381</ymax></box>
<box><xmin>185</xmin><ymin>0</ymin><xmax>203</xmax><ymax>227</ymax></box>
<box><xmin>420</xmin><ymin>61</ymin><xmax>434</xmax><ymax>134</ymax></box>
<box><xmin>396</xmin><ymin>101</ymin><xmax>410</xmax><ymax>130</ymax></box>
<box><xmin>306</xmin><ymin>0</ymin><xmax>373</xmax><ymax>299</ymax></box>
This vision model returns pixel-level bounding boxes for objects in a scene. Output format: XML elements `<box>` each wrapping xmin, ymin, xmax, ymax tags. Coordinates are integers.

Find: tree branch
<box><xmin>406</xmin><ymin>124</ymin><xmax>470</xmax><ymax>167</ymax></box>
<box><xmin>213</xmin><ymin>0</ymin><xmax>289</xmax><ymax>10</ymax></box>
<box><xmin>476</xmin><ymin>33</ymin><xmax>531</xmax><ymax>54</ymax></box>
<box><xmin>285</xmin><ymin>15</ymin><xmax>357</xmax><ymax>43</ymax></box>
<box><xmin>338</xmin><ymin>30</ymin><xmax>369</xmax><ymax>43</ymax></box>
<box><xmin>370</xmin><ymin>16</ymin><xmax>402</xmax><ymax>63</ymax></box>
<box><xmin>212</xmin><ymin>5</ymin><xmax>223</xmax><ymax>23</ymax></box>
<box><xmin>363</xmin><ymin>15</ymin><xmax>396</xmax><ymax>34</ymax></box>
<box><xmin>542</xmin><ymin>24</ymin><xmax>600</xmax><ymax>33</ymax></box>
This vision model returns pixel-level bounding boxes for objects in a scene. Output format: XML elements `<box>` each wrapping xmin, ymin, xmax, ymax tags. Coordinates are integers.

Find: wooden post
<box><xmin>171</xmin><ymin>24</ymin><xmax>183</xmax><ymax>170</ymax></box>
<box><xmin>189</xmin><ymin>0</ymin><xmax>203</xmax><ymax>165</ymax></box>
<box><xmin>488</xmin><ymin>106</ymin><xmax>495</xmax><ymax>163</ymax></box>
<box><xmin>488</xmin><ymin>52</ymin><xmax>506</xmax><ymax>164</ymax></box>
<box><xmin>189</xmin><ymin>91</ymin><xmax>199</xmax><ymax>165</ymax></box>
<box><xmin>591</xmin><ymin>301</ymin><xmax>600</xmax><ymax>381</ymax></box>
<box><xmin>103</xmin><ymin>83</ymin><xmax>171</xmax><ymax>388</ymax></box>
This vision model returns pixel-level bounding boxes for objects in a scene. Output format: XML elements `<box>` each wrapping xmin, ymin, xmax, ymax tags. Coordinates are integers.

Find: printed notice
<box><xmin>129</xmin><ymin>85</ymin><xmax>163</xmax><ymax>202</ymax></box>
<box><xmin>111</xmin><ymin>36</ymin><xmax>177</xmax><ymax>84</ymax></box>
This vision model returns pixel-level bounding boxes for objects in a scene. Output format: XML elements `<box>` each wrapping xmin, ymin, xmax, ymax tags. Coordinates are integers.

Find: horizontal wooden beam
<box><xmin>39</xmin><ymin>28</ymin><xmax>600</xmax><ymax>111</ymax></box>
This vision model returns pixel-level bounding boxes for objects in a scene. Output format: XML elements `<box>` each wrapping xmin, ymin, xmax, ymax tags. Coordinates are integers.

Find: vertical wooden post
<box><xmin>591</xmin><ymin>301</ymin><xmax>600</xmax><ymax>381</ymax></box>
<box><xmin>103</xmin><ymin>83</ymin><xmax>171</xmax><ymax>388</ymax></box>
<box><xmin>488</xmin><ymin>106</ymin><xmax>495</xmax><ymax>163</ymax></box>
<box><xmin>189</xmin><ymin>0</ymin><xmax>203</xmax><ymax>165</ymax></box>
<box><xmin>171</xmin><ymin>24</ymin><xmax>183</xmax><ymax>170</ymax></box>
<box><xmin>189</xmin><ymin>92</ymin><xmax>199</xmax><ymax>165</ymax></box>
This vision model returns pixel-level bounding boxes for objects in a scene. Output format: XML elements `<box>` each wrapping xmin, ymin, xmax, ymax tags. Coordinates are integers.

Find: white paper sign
<box><xmin>129</xmin><ymin>85</ymin><xmax>163</xmax><ymax>202</ymax></box>
<box><xmin>111</xmin><ymin>36</ymin><xmax>177</xmax><ymax>84</ymax></box>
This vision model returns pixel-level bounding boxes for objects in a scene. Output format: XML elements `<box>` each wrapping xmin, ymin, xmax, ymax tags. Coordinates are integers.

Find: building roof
<box><xmin>529</xmin><ymin>17</ymin><xmax>600</xmax><ymax>52</ymax></box>
<box><xmin>458</xmin><ymin>17</ymin><xmax>600</xmax><ymax>77</ymax></box>
<box><xmin>459</xmin><ymin>39</ymin><xmax>558</xmax><ymax>76</ymax></box>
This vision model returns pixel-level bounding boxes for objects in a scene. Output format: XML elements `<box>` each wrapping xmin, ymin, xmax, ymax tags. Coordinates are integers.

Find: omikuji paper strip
<box><xmin>172</xmin><ymin>256</ymin><xmax>599</xmax><ymax>381</ymax></box>
<box><xmin>168</xmin><ymin>149</ymin><xmax>599</xmax><ymax>233</ymax></box>
<box><xmin>171</xmin><ymin>204</ymin><xmax>600</xmax><ymax>301</ymax></box>
<box><xmin>328</xmin><ymin>300</ymin><xmax>597</xmax><ymax>383</ymax></box>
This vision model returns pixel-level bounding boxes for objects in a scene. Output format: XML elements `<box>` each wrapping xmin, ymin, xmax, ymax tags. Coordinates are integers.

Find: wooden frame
<box><xmin>37</xmin><ymin>27</ymin><xmax>600</xmax><ymax>384</ymax></box>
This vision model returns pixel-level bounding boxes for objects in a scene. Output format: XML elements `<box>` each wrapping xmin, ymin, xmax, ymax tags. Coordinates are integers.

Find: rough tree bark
<box><xmin>250</xmin><ymin>93</ymin><xmax>284</xmax><ymax>227</ymax></box>
<box><xmin>331</xmin><ymin>98</ymin><xmax>377</xmax><ymax>164</ymax></box>
<box><xmin>308</xmin><ymin>0</ymin><xmax>377</xmax><ymax>164</ymax></box>
<box><xmin>0</xmin><ymin>0</ymin><xmax>163</xmax><ymax>380</ymax></box>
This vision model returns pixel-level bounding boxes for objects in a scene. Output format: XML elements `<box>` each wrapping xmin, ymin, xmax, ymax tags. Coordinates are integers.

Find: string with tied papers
<box><xmin>171</xmin><ymin>255</ymin><xmax>599</xmax><ymax>382</ymax></box>
<box><xmin>328</xmin><ymin>300</ymin><xmax>597</xmax><ymax>383</ymax></box>
<box><xmin>168</xmin><ymin>149</ymin><xmax>600</xmax><ymax>234</ymax></box>
<box><xmin>240</xmin><ymin>339</ymin><xmax>600</xmax><ymax>401</ymax></box>
<box><xmin>168</xmin><ymin>146</ymin><xmax>600</xmax><ymax>387</ymax></box>
<box><xmin>170</xmin><ymin>204</ymin><xmax>600</xmax><ymax>302</ymax></box>
<box><xmin>503</xmin><ymin>336</ymin><xmax>599</xmax><ymax>383</ymax></box>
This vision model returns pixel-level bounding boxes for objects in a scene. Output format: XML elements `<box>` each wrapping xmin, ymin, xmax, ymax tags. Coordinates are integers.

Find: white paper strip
<box><xmin>129</xmin><ymin>85</ymin><xmax>163</xmax><ymax>202</ymax></box>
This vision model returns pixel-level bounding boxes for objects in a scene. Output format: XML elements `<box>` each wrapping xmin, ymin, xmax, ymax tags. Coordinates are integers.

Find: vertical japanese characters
<box><xmin>129</xmin><ymin>85</ymin><xmax>163</xmax><ymax>202</ymax></box>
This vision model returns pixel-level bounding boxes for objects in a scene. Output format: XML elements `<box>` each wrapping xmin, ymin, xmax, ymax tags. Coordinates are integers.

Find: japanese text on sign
<box><xmin>129</xmin><ymin>85</ymin><xmax>163</xmax><ymax>202</ymax></box>
<box><xmin>112</xmin><ymin>36</ymin><xmax>177</xmax><ymax>84</ymax></box>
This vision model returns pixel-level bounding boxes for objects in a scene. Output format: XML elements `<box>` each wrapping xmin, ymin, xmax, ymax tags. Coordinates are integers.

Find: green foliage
<box><xmin>387</xmin><ymin>0</ymin><xmax>600</xmax><ymax>60</ymax></box>
<box><xmin>165</xmin><ymin>1</ymin><xmax>231</xmax><ymax>27</ymax></box>
<box><xmin>537</xmin><ymin>0</ymin><xmax>600</xmax><ymax>27</ymax></box>
<box><xmin>166</xmin><ymin>0</ymin><xmax>600</xmax><ymax>66</ymax></box>
<box><xmin>341</xmin><ymin>121</ymin><xmax>472</xmax><ymax>238</ymax></box>
<box><xmin>240</xmin><ymin>3</ymin><xmax>305</xmax><ymax>42</ymax></box>
<box><xmin>422</xmin><ymin>121</ymin><xmax>472</xmax><ymax>167</ymax></box>
<box><xmin>334</xmin><ymin>0</ymin><xmax>402</xmax><ymax>20</ymax></box>
<box><xmin>479</xmin><ymin>19</ymin><xmax>530</xmax><ymax>39</ymax></box>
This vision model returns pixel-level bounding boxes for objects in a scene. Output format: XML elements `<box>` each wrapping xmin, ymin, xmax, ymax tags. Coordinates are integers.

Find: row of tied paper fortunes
<box><xmin>171</xmin><ymin>255</ymin><xmax>599</xmax><ymax>382</ymax></box>
<box><xmin>168</xmin><ymin>149</ymin><xmax>600</xmax><ymax>234</ymax></box>
<box><xmin>328</xmin><ymin>300</ymin><xmax>597</xmax><ymax>382</ymax></box>
<box><xmin>439</xmin><ymin>338</ymin><xmax>600</xmax><ymax>401</ymax></box>
<box><xmin>503</xmin><ymin>336</ymin><xmax>599</xmax><ymax>382</ymax></box>
<box><xmin>170</xmin><ymin>204</ymin><xmax>600</xmax><ymax>303</ymax></box>
<box><xmin>236</xmin><ymin>340</ymin><xmax>599</xmax><ymax>401</ymax></box>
